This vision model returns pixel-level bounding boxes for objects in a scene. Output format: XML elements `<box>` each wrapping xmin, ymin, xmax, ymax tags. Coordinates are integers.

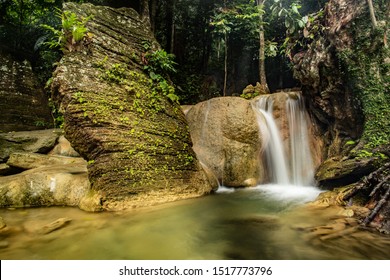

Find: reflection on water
<box><xmin>0</xmin><ymin>187</ymin><xmax>389</xmax><ymax>260</ymax></box>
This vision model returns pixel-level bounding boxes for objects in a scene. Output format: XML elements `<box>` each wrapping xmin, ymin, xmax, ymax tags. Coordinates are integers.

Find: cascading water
<box><xmin>253</xmin><ymin>92</ymin><xmax>316</xmax><ymax>189</ymax></box>
<box><xmin>255</xmin><ymin>96</ymin><xmax>290</xmax><ymax>185</ymax></box>
<box><xmin>286</xmin><ymin>95</ymin><xmax>314</xmax><ymax>186</ymax></box>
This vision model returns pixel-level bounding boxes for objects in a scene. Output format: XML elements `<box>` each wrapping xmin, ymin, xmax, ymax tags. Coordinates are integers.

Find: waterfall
<box><xmin>253</xmin><ymin>92</ymin><xmax>314</xmax><ymax>186</ymax></box>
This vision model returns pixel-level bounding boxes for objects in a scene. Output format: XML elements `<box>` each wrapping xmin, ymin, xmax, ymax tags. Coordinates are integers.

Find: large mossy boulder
<box><xmin>0</xmin><ymin>50</ymin><xmax>52</xmax><ymax>132</ymax></box>
<box><xmin>185</xmin><ymin>97</ymin><xmax>264</xmax><ymax>187</ymax></box>
<box><xmin>51</xmin><ymin>3</ymin><xmax>213</xmax><ymax>210</ymax></box>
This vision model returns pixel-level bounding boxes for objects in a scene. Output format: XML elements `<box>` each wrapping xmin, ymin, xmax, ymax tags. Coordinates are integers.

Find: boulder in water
<box><xmin>186</xmin><ymin>97</ymin><xmax>265</xmax><ymax>187</ymax></box>
<box><xmin>51</xmin><ymin>3</ymin><xmax>213</xmax><ymax>210</ymax></box>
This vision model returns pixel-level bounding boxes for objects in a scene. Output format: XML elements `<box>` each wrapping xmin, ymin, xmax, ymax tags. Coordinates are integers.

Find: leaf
<box><xmin>292</xmin><ymin>4</ymin><xmax>299</xmax><ymax>15</ymax></box>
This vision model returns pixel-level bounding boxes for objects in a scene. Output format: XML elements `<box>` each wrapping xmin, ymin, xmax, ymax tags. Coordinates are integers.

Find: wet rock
<box><xmin>24</xmin><ymin>217</ymin><xmax>71</xmax><ymax>235</ymax></box>
<box><xmin>50</xmin><ymin>2</ymin><xmax>212</xmax><ymax>210</ymax></box>
<box><xmin>0</xmin><ymin>49</ymin><xmax>52</xmax><ymax>132</ymax></box>
<box><xmin>6</xmin><ymin>152</ymin><xmax>86</xmax><ymax>170</ymax></box>
<box><xmin>0</xmin><ymin>129</ymin><xmax>62</xmax><ymax>163</ymax></box>
<box><xmin>0</xmin><ymin>163</ymin><xmax>89</xmax><ymax>208</ymax></box>
<box><xmin>79</xmin><ymin>191</ymin><xmax>103</xmax><ymax>212</ymax></box>
<box><xmin>40</xmin><ymin>218</ymin><xmax>72</xmax><ymax>234</ymax></box>
<box><xmin>186</xmin><ymin>97</ymin><xmax>264</xmax><ymax>187</ymax></box>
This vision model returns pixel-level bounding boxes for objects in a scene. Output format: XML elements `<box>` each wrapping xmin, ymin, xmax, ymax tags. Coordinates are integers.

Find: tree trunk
<box><xmin>166</xmin><ymin>0</ymin><xmax>175</xmax><ymax>53</ymax></box>
<box><xmin>170</xmin><ymin>0</ymin><xmax>175</xmax><ymax>54</ymax></box>
<box><xmin>367</xmin><ymin>0</ymin><xmax>378</xmax><ymax>28</ymax></box>
<box><xmin>384</xmin><ymin>0</ymin><xmax>390</xmax><ymax>47</ymax></box>
<box><xmin>257</xmin><ymin>0</ymin><xmax>269</xmax><ymax>93</ymax></box>
<box><xmin>223</xmin><ymin>30</ymin><xmax>228</xmax><ymax>96</ymax></box>
<box><xmin>140</xmin><ymin>0</ymin><xmax>151</xmax><ymax>30</ymax></box>
<box><xmin>150</xmin><ymin>0</ymin><xmax>158</xmax><ymax>32</ymax></box>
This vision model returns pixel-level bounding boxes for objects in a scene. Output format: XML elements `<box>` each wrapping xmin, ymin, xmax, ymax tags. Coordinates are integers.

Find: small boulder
<box><xmin>7</xmin><ymin>152</ymin><xmax>86</xmax><ymax>170</ymax></box>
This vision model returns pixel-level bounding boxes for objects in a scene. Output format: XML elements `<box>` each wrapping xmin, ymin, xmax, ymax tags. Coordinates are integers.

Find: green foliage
<box><xmin>144</xmin><ymin>49</ymin><xmax>177</xmax><ymax>78</ymax></box>
<box><xmin>142</xmin><ymin>45</ymin><xmax>180</xmax><ymax>104</ymax></box>
<box><xmin>41</xmin><ymin>9</ymin><xmax>93</xmax><ymax>53</ymax></box>
<box><xmin>48</xmin><ymin>98</ymin><xmax>64</xmax><ymax>128</ymax></box>
<box><xmin>271</xmin><ymin>0</ymin><xmax>307</xmax><ymax>35</ymax></box>
<box><xmin>101</xmin><ymin>63</ymin><xmax>128</xmax><ymax>84</ymax></box>
<box><xmin>336</xmin><ymin>6</ymin><xmax>390</xmax><ymax>153</ymax></box>
<box><xmin>240</xmin><ymin>91</ymin><xmax>260</xmax><ymax>99</ymax></box>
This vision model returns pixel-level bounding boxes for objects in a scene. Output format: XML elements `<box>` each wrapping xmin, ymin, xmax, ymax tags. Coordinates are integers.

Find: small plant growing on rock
<box><xmin>41</xmin><ymin>9</ymin><xmax>93</xmax><ymax>53</ymax></box>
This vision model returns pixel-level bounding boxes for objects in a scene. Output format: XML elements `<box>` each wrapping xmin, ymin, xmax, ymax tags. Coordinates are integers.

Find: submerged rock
<box><xmin>186</xmin><ymin>97</ymin><xmax>264</xmax><ymax>187</ymax></box>
<box><xmin>51</xmin><ymin>3</ymin><xmax>213</xmax><ymax>210</ymax></box>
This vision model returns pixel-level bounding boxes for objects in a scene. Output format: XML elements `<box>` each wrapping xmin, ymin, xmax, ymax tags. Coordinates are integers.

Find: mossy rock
<box><xmin>51</xmin><ymin>2</ymin><xmax>213</xmax><ymax>210</ymax></box>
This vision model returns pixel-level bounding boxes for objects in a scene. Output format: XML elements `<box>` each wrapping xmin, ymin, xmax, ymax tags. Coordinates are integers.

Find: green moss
<box><xmin>337</xmin><ymin>12</ymin><xmax>390</xmax><ymax>154</ymax></box>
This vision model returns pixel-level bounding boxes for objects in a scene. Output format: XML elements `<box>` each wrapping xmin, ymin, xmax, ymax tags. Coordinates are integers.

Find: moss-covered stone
<box><xmin>51</xmin><ymin>2</ymin><xmax>213</xmax><ymax>210</ymax></box>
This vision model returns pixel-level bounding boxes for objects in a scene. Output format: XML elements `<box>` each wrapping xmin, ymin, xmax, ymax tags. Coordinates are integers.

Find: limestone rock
<box><xmin>315</xmin><ymin>156</ymin><xmax>376</xmax><ymax>188</ymax></box>
<box><xmin>292</xmin><ymin>0</ymin><xmax>365</xmax><ymax>158</ymax></box>
<box><xmin>0</xmin><ymin>129</ymin><xmax>62</xmax><ymax>163</ymax></box>
<box><xmin>186</xmin><ymin>97</ymin><xmax>264</xmax><ymax>187</ymax></box>
<box><xmin>0</xmin><ymin>163</ymin><xmax>89</xmax><ymax>208</ymax></box>
<box><xmin>50</xmin><ymin>3</ymin><xmax>212</xmax><ymax>210</ymax></box>
<box><xmin>242</xmin><ymin>82</ymin><xmax>268</xmax><ymax>97</ymax></box>
<box><xmin>7</xmin><ymin>152</ymin><xmax>86</xmax><ymax>170</ymax></box>
<box><xmin>49</xmin><ymin>136</ymin><xmax>80</xmax><ymax>157</ymax></box>
<box><xmin>0</xmin><ymin>49</ymin><xmax>52</xmax><ymax>132</ymax></box>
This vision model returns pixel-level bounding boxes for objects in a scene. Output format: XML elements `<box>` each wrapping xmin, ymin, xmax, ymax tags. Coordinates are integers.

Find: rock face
<box><xmin>0</xmin><ymin>129</ymin><xmax>62</xmax><ymax>163</ymax></box>
<box><xmin>0</xmin><ymin>49</ymin><xmax>52</xmax><ymax>132</ymax></box>
<box><xmin>292</xmin><ymin>0</ymin><xmax>388</xmax><ymax>181</ymax></box>
<box><xmin>292</xmin><ymin>0</ymin><xmax>365</xmax><ymax>158</ymax></box>
<box><xmin>292</xmin><ymin>0</ymin><xmax>390</xmax><ymax>233</ymax></box>
<box><xmin>186</xmin><ymin>97</ymin><xmax>264</xmax><ymax>187</ymax></box>
<box><xmin>51</xmin><ymin>3</ymin><xmax>213</xmax><ymax>210</ymax></box>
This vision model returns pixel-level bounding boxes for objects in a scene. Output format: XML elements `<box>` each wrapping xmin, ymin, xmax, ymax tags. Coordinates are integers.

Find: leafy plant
<box><xmin>144</xmin><ymin>49</ymin><xmax>177</xmax><ymax>79</ymax></box>
<box><xmin>41</xmin><ymin>8</ymin><xmax>93</xmax><ymax>53</ymax></box>
<box><xmin>142</xmin><ymin>46</ymin><xmax>180</xmax><ymax>103</ymax></box>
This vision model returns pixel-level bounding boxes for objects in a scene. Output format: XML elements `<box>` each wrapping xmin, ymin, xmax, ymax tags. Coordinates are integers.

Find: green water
<box><xmin>0</xmin><ymin>186</ymin><xmax>389</xmax><ymax>260</ymax></box>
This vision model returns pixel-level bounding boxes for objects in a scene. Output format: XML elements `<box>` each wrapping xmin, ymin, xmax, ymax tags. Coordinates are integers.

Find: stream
<box><xmin>1</xmin><ymin>184</ymin><xmax>390</xmax><ymax>260</ymax></box>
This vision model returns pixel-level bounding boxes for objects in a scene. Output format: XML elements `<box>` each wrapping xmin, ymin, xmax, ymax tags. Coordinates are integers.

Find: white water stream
<box><xmin>253</xmin><ymin>93</ymin><xmax>315</xmax><ymax>186</ymax></box>
<box><xmin>250</xmin><ymin>92</ymin><xmax>320</xmax><ymax>202</ymax></box>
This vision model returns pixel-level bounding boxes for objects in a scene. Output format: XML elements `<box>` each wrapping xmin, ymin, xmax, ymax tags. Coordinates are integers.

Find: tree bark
<box><xmin>223</xmin><ymin>30</ymin><xmax>228</xmax><ymax>96</ymax></box>
<box><xmin>257</xmin><ymin>0</ymin><xmax>269</xmax><ymax>93</ymax></box>
<box><xmin>150</xmin><ymin>0</ymin><xmax>158</xmax><ymax>32</ymax></box>
<box><xmin>140</xmin><ymin>0</ymin><xmax>151</xmax><ymax>30</ymax></box>
<box><xmin>166</xmin><ymin>0</ymin><xmax>175</xmax><ymax>53</ymax></box>
<box><xmin>367</xmin><ymin>0</ymin><xmax>378</xmax><ymax>28</ymax></box>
